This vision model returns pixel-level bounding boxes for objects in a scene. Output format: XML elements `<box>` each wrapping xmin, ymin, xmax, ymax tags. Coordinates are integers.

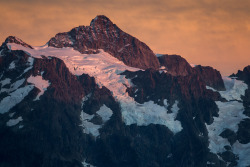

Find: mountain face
<box><xmin>0</xmin><ymin>15</ymin><xmax>249</xmax><ymax>167</ymax></box>
<box><xmin>48</xmin><ymin>15</ymin><xmax>160</xmax><ymax>70</ymax></box>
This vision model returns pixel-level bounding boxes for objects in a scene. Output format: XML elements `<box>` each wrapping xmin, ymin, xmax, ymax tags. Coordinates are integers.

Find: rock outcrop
<box><xmin>194</xmin><ymin>65</ymin><xmax>225</xmax><ymax>91</ymax></box>
<box><xmin>157</xmin><ymin>54</ymin><xmax>193</xmax><ymax>76</ymax></box>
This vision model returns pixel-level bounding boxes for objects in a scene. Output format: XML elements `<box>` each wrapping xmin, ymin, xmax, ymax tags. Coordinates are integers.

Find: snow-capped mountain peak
<box><xmin>0</xmin><ymin>15</ymin><xmax>250</xmax><ymax>167</ymax></box>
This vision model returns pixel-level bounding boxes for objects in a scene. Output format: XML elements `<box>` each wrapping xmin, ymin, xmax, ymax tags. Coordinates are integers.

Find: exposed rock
<box><xmin>237</xmin><ymin>119</ymin><xmax>250</xmax><ymax>144</ymax></box>
<box><xmin>218</xmin><ymin>150</ymin><xmax>238</xmax><ymax>166</ymax></box>
<box><xmin>48</xmin><ymin>15</ymin><xmax>160</xmax><ymax>70</ymax></box>
<box><xmin>231</xmin><ymin>65</ymin><xmax>250</xmax><ymax>85</ymax></box>
<box><xmin>157</xmin><ymin>54</ymin><xmax>193</xmax><ymax>76</ymax></box>
<box><xmin>157</xmin><ymin>54</ymin><xmax>225</xmax><ymax>93</ymax></box>
<box><xmin>4</xmin><ymin>36</ymin><xmax>33</xmax><ymax>49</ymax></box>
<box><xmin>219</xmin><ymin>129</ymin><xmax>237</xmax><ymax>145</ymax></box>
<box><xmin>194</xmin><ymin>65</ymin><xmax>225</xmax><ymax>91</ymax></box>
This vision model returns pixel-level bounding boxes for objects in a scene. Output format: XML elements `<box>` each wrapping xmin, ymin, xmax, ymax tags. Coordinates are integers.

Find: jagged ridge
<box><xmin>48</xmin><ymin>15</ymin><xmax>160</xmax><ymax>70</ymax></box>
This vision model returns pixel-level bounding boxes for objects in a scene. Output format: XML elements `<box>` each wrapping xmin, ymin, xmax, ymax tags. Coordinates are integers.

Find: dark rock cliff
<box><xmin>157</xmin><ymin>54</ymin><xmax>225</xmax><ymax>91</ymax></box>
<box><xmin>157</xmin><ymin>54</ymin><xmax>193</xmax><ymax>76</ymax></box>
<box><xmin>194</xmin><ymin>65</ymin><xmax>225</xmax><ymax>91</ymax></box>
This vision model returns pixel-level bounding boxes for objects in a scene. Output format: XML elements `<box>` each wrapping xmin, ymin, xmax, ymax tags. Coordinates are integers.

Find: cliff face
<box><xmin>157</xmin><ymin>54</ymin><xmax>225</xmax><ymax>91</ymax></box>
<box><xmin>194</xmin><ymin>65</ymin><xmax>225</xmax><ymax>91</ymax></box>
<box><xmin>157</xmin><ymin>54</ymin><xmax>193</xmax><ymax>76</ymax></box>
<box><xmin>0</xmin><ymin>16</ymin><xmax>249</xmax><ymax>167</ymax></box>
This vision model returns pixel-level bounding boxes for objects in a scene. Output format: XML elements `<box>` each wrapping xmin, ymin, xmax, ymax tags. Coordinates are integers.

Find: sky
<box><xmin>0</xmin><ymin>0</ymin><xmax>249</xmax><ymax>75</ymax></box>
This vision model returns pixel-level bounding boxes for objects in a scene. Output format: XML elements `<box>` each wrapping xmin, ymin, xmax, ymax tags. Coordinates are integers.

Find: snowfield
<box><xmin>8</xmin><ymin>43</ymin><xmax>183</xmax><ymax>134</ymax></box>
<box><xmin>206</xmin><ymin>76</ymin><xmax>249</xmax><ymax>166</ymax></box>
<box><xmin>206</xmin><ymin>77</ymin><xmax>248</xmax><ymax>101</ymax></box>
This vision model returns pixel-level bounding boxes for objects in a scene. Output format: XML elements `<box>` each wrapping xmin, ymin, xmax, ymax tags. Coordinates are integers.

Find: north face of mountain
<box><xmin>48</xmin><ymin>15</ymin><xmax>160</xmax><ymax>70</ymax></box>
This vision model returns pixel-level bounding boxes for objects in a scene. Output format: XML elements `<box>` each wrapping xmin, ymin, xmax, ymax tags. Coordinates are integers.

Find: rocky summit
<box><xmin>0</xmin><ymin>15</ymin><xmax>249</xmax><ymax>167</ymax></box>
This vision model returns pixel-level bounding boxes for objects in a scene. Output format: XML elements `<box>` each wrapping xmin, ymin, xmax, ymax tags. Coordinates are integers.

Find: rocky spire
<box><xmin>90</xmin><ymin>15</ymin><xmax>114</xmax><ymax>27</ymax></box>
<box><xmin>4</xmin><ymin>36</ymin><xmax>33</xmax><ymax>49</ymax></box>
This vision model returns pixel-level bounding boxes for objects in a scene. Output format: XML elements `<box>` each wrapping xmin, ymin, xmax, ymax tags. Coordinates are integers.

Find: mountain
<box><xmin>48</xmin><ymin>15</ymin><xmax>160</xmax><ymax>70</ymax></box>
<box><xmin>0</xmin><ymin>15</ymin><xmax>249</xmax><ymax>167</ymax></box>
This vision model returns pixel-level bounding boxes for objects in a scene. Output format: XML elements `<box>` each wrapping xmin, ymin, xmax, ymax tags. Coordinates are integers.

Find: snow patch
<box><xmin>156</xmin><ymin>54</ymin><xmax>163</xmax><ymax>57</ymax></box>
<box><xmin>171</xmin><ymin>100</ymin><xmax>179</xmax><ymax>114</ymax></box>
<box><xmin>159</xmin><ymin>66</ymin><xmax>168</xmax><ymax>73</ymax></box>
<box><xmin>27</xmin><ymin>75</ymin><xmax>50</xmax><ymax>100</ymax></box>
<box><xmin>9</xmin><ymin>61</ymin><xmax>15</xmax><ymax>70</ymax></box>
<box><xmin>1</xmin><ymin>78</ymin><xmax>25</xmax><ymax>93</ymax></box>
<box><xmin>0</xmin><ymin>78</ymin><xmax>11</xmax><ymax>87</ymax></box>
<box><xmin>6</xmin><ymin>116</ymin><xmax>23</xmax><ymax>126</ymax></box>
<box><xmin>96</xmin><ymin>105</ymin><xmax>113</xmax><ymax>122</ymax></box>
<box><xmin>82</xmin><ymin>160</ymin><xmax>95</xmax><ymax>167</ymax></box>
<box><xmin>80</xmin><ymin>111</ymin><xmax>100</xmax><ymax>137</ymax></box>
<box><xmin>19</xmin><ymin>125</ymin><xmax>24</xmax><ymax>129</ymax></box>
<box><xmin>80</xmin><ymin>105</ymin><xmax>113</xmax><ymax>137</ymax></box>
<box><xmin>0</xmin><ymin>85</ymin><xmax>34</xmax><ymax>114</ymax></box>
<box><xmin>17</xmin><ymin>57</ymin><xmax>34</xmax><ymax>78</ymax></box>
<box><xmin>118</xmin><ymin>44</ymin><xmax>130</xmax><ymax>52</ymax></box>
<box><xmin>190</xmin><ymin>64</ymin><xmax>197</xmax><ymax>68</ymax></box>
<box><xmin>9</xmin><ymin>112</ymin><xmax>15</xmax><ymax>118</ymax></box>
<box><xmin>0</xmin><ymin>49</ymin><xmax>3</xmax><ymax>57</ymax></box>
<box><xmin>27</xmin><ymin>56</ymin><xmax>34</xmax><ymax>65</ymax></box>
<box><xmin>122</xmin><ymin>100</ymin><xmax>182</xmax><ymax>134</ymax></box>
<box><xmin>81</xmin><ymin>93</ymin><xmax>92</xmax><ymax>106</ymax></box>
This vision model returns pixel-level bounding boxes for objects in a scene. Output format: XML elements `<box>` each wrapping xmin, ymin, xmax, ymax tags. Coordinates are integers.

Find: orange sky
<box><xmin>0</xmin><ymin>0</ymin><xmax>249</xmax><ymax>75</ymax></box>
